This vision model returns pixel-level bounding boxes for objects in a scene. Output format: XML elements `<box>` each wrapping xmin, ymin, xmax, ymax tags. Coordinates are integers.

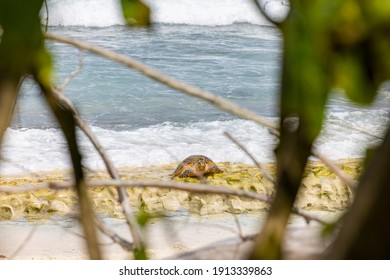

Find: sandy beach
<box><xmin>0</xmin><ymin>159</ymin><xmax>361</xmax><ymax>259</ymax></box>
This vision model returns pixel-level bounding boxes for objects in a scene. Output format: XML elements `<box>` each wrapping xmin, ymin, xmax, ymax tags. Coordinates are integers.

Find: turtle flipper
<box><xmin>171</xmin><ymin>164</ymin><xmax>185</xmax><ymax>178</ymax></box>
<box><xmin>178</xmin><ymin>169</ymin><xmax>194</xmax><ymax>178</ymax></box>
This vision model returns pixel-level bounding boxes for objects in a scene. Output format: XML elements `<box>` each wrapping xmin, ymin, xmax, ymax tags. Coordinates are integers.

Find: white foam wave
<box><xmin>42</xmin><ymin>0</ymin><xmax>289</xmax><ymax>27</ymax></box>
<box><xmin>2</xmin><ymin>111</ymin><xmax>388</xmax><ymax>175</ymax></box>
<box><xmin>1</xmin><ymin>120</ymin><xmax>276</xmax><ymax>175</ymax></box>
<box><xmin>43</xmin><ymin>0</ymin><xmax>125</xmax><ymax>27</ymax></box>
<box><xmin>314</xmin><ymin>110</ymin><xmax>388</xmax><ymax>159</ymax></box>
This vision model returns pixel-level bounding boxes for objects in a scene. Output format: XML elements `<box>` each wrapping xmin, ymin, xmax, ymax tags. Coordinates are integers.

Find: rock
<box><xmin>0</xmin><ymin>204</ymin><xmax>15</xmax><ymax>220</ymax></box>
<box><xmin>161</xmin><ymin>193</ymin><xmax>181</xmax><ymax>211</ymax></box>
<box><xmin>24</xmin><ymin>199</ymin><xmax>49</xmax><ymax>214</ymax></box>
<box><xmin>188</xmin><ymin>195</ymin><xmax>208</xmax><ymax>215</ymax></box>
<box><xmin>138</xmin><ymin>191</ymin><xmax>163</xmax><ymax>213</ymax></box>
<box><xmin>227</xmin><ymin>197</ymin><xmax>246</xmax><ymax>214</ymax></box>
<box><xmin>49</xmin><ymin>200</ymin><xmax>70</xmax><ymax>214</ymax></box>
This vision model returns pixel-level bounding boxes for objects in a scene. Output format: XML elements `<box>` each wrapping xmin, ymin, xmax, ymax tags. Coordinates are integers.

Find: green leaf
<box><xmin>321</xmin><ymin>220</ymin><xmax>340</xmax><ymax>237</ymax></box>
<box><xmin>0</xmin><ymin>0</ymin><xmax>52</xmax><ymax>83</ymax></box>
<box><xmin>334</xmin><ymin>52</ymin><xmax>376</xmax><ymax>104</ymax></box>
<box><xmin>121</xmin><ymin>0</ymin><xmax>151</xmax><ymax>27</ymax></box>
<box><xmin>134</xmin><ymin>247</ymin><xmax>148</xmax><ymax>260</ymax></box>
<box><xmin>136</xmin><ymin>210</ymin><xmax>153</xmax><ymax>227</ymax></box>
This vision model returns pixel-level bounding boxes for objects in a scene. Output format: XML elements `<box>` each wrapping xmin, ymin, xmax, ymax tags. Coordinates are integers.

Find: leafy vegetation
<box><xmin>251</xmin><ymin>0</ymin><xmax>390</xmax><ymax>259</ymax></box>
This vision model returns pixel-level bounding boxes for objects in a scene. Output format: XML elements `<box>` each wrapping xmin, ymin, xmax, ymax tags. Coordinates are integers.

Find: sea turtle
<box><xmin>171</xmin><ymin>155</ymin><xmax>223</xmax><ymax>179</ymax></box>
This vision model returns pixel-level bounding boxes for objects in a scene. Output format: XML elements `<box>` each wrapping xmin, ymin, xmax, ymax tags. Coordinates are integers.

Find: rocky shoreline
<box><xmin>0</xmin><ymin>159</ymin><xmax>362</xmax><ymax>220</ymax></box>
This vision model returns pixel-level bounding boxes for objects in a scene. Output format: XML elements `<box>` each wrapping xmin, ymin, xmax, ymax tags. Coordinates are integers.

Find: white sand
<box><xmin>0</xmin><ymin>211</ymin><xmax>339</xmax><ymax>260</ymax></box>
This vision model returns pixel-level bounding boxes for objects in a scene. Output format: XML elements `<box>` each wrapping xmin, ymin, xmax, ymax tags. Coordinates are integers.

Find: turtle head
<box><xmin>197</xmin><ymin>158</ymin><xmax>207</xmax><ymax>171</ymax></box>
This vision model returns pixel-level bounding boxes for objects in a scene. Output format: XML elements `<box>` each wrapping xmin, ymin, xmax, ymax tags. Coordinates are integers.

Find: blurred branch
<box><xmin>312</xmin><ymin>148</ymin><xmax>357</xmax><ymax>190</ymax></box>
<box><xmin>37</xmin><ymin>80</ymin><xmax>102</xmax><ymax>259</ymax></box>
<box><xmin>325</xmin><ymin>126</ymin><xmax>390</xmax><ymax>259</ymax></box>
<box><xmin>50</xmin><ymin>86</ymin><xmax>146</xmax><ymax>255</ymax></box>
<box><xmin>60</xmin><ymin>51</ymin><xmax>84</xmax><ymax>90</ymax></box>
<box><xmin>224</xmin><ymin>131</ymin><xmax>276</xmax><ymax>184</ymax></box>
<box><xmin>45</xmin><ymin>32</ymin><xmax>279</xmax><ymax>131</ymax></box>
<box><xmin>224</xmin><ymin>131</ymin><xmax>327</xmax><ymax>224</ymax></box>
<box><xmin>327</xmin><ymin>119</ymin><xmax>385</xmax><ymax>141</ymax></box>
<box><xmin>94</xmin><ymin>218</ymin><xmax>134</xmax><ymax>251</ymax></box>
<box><xmin>0</xmin><ymin>182</ymin><xmax>48</xmax><ymax>193</ymax></box>
<box><xmin>8</xmin><ymin>226</ymin><xmax>39</xmax><ymax>260</ymax></box>
<box><xmin>0</xmin><ymin>178</ymin><xmax>328</xmax><ymax>225</ymax></box>
<box><xmin>0</xmin><ymin>80</ymin><xmax>19</xmax><ymax>155</ymax></box>
<box><xmin>44</xmin><ymin>0</ymin><xmax>49</xmax><ymax>32</ymax></box>
<box><xmin>49</xmin><ymin>48</ymin><xmax>145</xmax><ymax>255</ymax></box>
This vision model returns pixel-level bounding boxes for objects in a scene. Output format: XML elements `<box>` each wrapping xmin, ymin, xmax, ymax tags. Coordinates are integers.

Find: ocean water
<box><xmin>1</xmin><ymin>0</ymin><xmax>389</xmax><ymax>175</ymax></box>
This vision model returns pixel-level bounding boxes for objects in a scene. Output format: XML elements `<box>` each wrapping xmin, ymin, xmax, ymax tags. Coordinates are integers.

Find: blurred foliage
<box><xmin>0</xmin><ymin>0</ymin><xmax>51</xmax><ymax>84</ymax></box>
<box><xmin>121</xmin><ymin>0</ymin><xmax>151</xmax><ymax>27</ymax></box>
<box><xmin>278</xmin><ymin>0</ymin><xmax>390</xmax><ymax>140</ymax></box>
<box><xmin>251</xmin><ymin>0</ymin><xmax>390</xmax><ymax>259</ymax></box>
<box><xmin>0</xmin><ymin>0</ymin><xmax>152</xmax><ymax>260</ymax></box>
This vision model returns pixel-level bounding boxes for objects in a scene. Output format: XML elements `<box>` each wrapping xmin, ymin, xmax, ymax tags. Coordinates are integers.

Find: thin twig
<box><xmin>44</xmin><ymin>0</ymin><xmax>49</xmax><ymax>32</ymax></box>
<box><xmin>8</xmin><ymin>226</ymin><xmax>39</xmax><ymax>260</ymax></box>
<box><xmin>0</xmin><ymin>179</ymin><xmax>329</xmax><ymax>225</ymax></box>
<box><xmin>311</xmin><ymin>148</ymin><xmax>357</xmax><ymax>190</ymax></box>
<box><xmin>0</xmin><ymin>80</ymin><xmax>18</xmax><ymax>154</ymax></box>
<box><xmin>223</xmin><ymin>133</ymin><xmax>334</xmax><ymax>225</ymax></box>
<box><xmin>48</xmin><ymin>216</ymin><xmax>133</xmax><ymax>249</ymax></box>
<box><xmin>232</xmin><ymin>215</ymin><xmax>246</xmax><ymax>241</ymax></box>
<box><xmin>224</xmin><ymin>131</ymin><xmax>276</xmax><ymax>184</ymax></box>
<box><xmin>60</xmin><ymin>51</ymin><xmax>83</xmax><ymax>90</ymax></box>
<box><xmin>56</xmin><ymin>179</ymin><xmax>273</xmax><ymax>201</ymax></box>
<box><xmin>171</xmin><ymin>233</ymin><xmax>257</xmax><ymax>260</ymax></box>
<box><xmin>94</xmin><ymin>218</ymin><xmax>134</xmax><ymax>251</ymax></box>
<box><xmin>327</xmin><ymin>119</ymin><xmax>385</xmax><ymax>141</ymax></box>
<box><xmin>1</xmin><ymin>178</ymin><xmax>270</xmax><ymax>201</ymax></box>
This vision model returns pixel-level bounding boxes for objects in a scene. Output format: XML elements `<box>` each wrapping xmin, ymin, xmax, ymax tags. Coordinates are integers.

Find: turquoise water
<box><xmin>1</xmin><ymin>1</ymin><xmax>389</xmax><ymax>174</ymax></box>
<box><xmin>16</xmin><ymin>24</ymin><xmax>282</xmax><ymax>130</ymax></box>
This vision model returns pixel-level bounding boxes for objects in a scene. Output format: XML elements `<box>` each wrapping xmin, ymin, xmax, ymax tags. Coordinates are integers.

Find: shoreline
<box><xmin>0</xmin><ymin>158</ymin><xmax>362</xmax><ymax>220</ymax></box>
<box><xmin>0</xmin><ymin>159</ymin><xmax>360</xmax><ymax>259</ymax></box>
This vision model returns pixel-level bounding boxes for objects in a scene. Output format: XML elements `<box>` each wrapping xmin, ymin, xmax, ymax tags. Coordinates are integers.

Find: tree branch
<box><xmin>37</xmin><ymin>81</ymin><xmax>102</xmax><ymax>259</ymax></box>
<box><xmin>0</xmin><ymin>80</ymin><xmax>19</xmax><ymax>156</ymax></box>
<box><xmin>44</xmin><ymin>0</ymin><xmax>49</xmax><ymax>32</ymax></box>
<box><xmin>311</xmin><ymin>148</ymin><xmax>357</xmax><ymax>190</ymax></box>
<box><xmin>8</xmin><ymin>226</ymin><xmax>39</xmax><ymax>260</ymax></box>
<box><xmin>224</xmin><ymin>131</ymin><xmax>276</xmax><ymax>184</ymax></box>
<box><xmin>94</xmin><ymin>218</ymin><xmax>134</xmax><ymax>251</ymax></box>
<box><xmin>0</xmin><ymin>178</ymin><xmax>329</xmax><ymax>225</ymax></box>
<box><xmin>49</xmin><ymin>86</ymin><xmax>146</xmax><ymax>255</ymax></box>
<box><xmin>60</xmin><ymin>51</ymin><xmax>83</xmax><ymax>90</ymax></box>
<box><xmin>45</xmin><ymin>32</ymin><xmax>279</xmax><ymax>132</ymax></box>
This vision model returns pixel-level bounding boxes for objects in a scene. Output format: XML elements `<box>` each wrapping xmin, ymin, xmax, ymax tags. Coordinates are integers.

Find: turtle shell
<box><xmin>171</xmin><ymin>155</ymin><xmax>222</xmax><ymax>178</ymax></box>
